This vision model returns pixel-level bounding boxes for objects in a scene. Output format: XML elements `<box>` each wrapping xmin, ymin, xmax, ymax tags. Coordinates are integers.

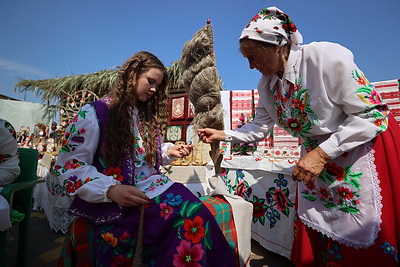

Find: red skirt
<box><xmin>291</xmin><ymin>117</ymin><xmax>400</xmax><ymax>266</ymax></box>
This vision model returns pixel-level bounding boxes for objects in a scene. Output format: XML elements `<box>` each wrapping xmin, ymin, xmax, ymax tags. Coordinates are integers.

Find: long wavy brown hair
<box><xmin>102</xmin><ymin>51</ymin><xmax>169</xmax><ymax>168</ymax></box>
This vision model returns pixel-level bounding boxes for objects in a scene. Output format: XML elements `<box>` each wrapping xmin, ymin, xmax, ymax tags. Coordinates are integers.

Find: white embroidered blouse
<box><xmin>0</xmin><ymin>119</ymin><xmax>20</xmax><ymax>187</ymax></box>
<box><xmin>52</xmin><ymin>104</ymin><xmax>175</xmax><ymax>203</ymax></box>
<box><xmin>225</xmin><ymin>42</ymin><xmax>389</xmax><ymax>248</ymax></box>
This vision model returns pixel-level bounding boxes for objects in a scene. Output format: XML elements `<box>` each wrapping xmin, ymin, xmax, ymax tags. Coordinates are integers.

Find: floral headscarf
<box><xmin>240</xmin><ymin>6</ymin><xmax>303</xmax><ymax>46</ymax></box>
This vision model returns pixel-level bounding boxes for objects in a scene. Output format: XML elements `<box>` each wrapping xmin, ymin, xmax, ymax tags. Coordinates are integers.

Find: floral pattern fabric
<box><xmin>240</xmin><ymin>6</ymin><xmax>303</xmax><ymax>46</ymax></box>
<box><xmin>218</xmin><ymin>155</ymin><xmax>297</xmax><ymax>258</ymax></box>
<box><xmin>95</xmin><ymin>186</ymin><xmax>219</xmax><ymax>266</ymax></box>
<box><xmin>221</xmin><ymin>168</ymin><xmax>294</xmax><ymax>229</ymax></box>
<box><xmin>59</xmin><ymin>183</ymin><xmax>236</xmax><ymax>266</ymax></box>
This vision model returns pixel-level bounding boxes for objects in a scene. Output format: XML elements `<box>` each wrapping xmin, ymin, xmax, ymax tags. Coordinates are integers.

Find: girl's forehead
<box><xmin>141</xmin><ymin>68</ymin><xmax>164</xmax><ymax>80</ymax></box>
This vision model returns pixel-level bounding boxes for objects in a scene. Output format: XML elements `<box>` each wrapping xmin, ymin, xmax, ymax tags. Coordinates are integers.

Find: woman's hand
<box><xmin>167</xmin><ymin>144</ymin><xmax>194</xmax><ymax>158</ymax></box>
<box><xmin>292</xmin><ymin>146</ymin><xmax>330</xmax><ymax>182</ymax></box>
<box><xmin>197</xmin><ymin>128</ymin><xmax>225</xmax><ymax>143</ymax></box>
<box><xmin>107</xmin><ymin>184</ymin><xmax>151</xmax><ymax>207</ymax></box>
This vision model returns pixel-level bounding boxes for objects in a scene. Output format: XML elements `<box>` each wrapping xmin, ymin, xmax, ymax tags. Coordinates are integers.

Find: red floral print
<box><xmin>306</xmin><ymin>181</ymin><xmax>315</xmax><ymax>190</ymax></box>
<box><xmin>103</xmin><ymin>167</ymin><xmax>123</xmax><ymax>181</ymax></box>
<box><xmin>73</xmin><ymin>179</ymin><xmax>83</xmax><ymax>189</ymax></box>
<box><xmin>319</xmin><ymin>188</ymin><xmax>329</xmax><ymax>199</ymax></box>
<box><xmin>287</xmin><ymin>118</ymin><xmax>302</xmax><ymax>132</ymax></box>
<box><xmin>119</xmin><ymin>232</ymin><xmax>130</xmax><ymax>241</ymax></box>
<box><xmin>250</xmin><ymin>14</ymin><xmax>260</xmax><ymax>22</ymax></box>
<box><xmin>325</xmin><ymin>163</ymin><xmax>345</xmax><ymax>181</ymax></box>
<box><xmin>356</xmin><ymin>75</ymin><xmax>368</xmax><ymax>86</ymax></box>
<box><xmin>160</xmin><ymin>202</ymin><xmax>174</xmax><ymax>220</ymax></box>
<box><xmin>183</xmin><ymin>216</ymin><xmax>205</xmax><ymax>244</ymax></box>
<box><xmin>253</xmin><ymin>202</ymin><xmax>266</xmax><ymax>218</ymax></box>
<box><xmin>337</xmin><ymin>187</ymin><xmax>354</xmax><ymax>200</ymax></box>
<box><xmin>65</xmin><ymin>181</ymin><xmax>76</xmax><ymax>193</ymax></box>
<box><xmin>374</xmin><ymin>118</ymin><xmax>386</xmax><ymax>127</ymax></box>
<box><xmin>273</xmin><ymin>189</ymin><xmax>288</xmax><ymax>210</ymax></box>
<box><xmin>368</xmin><ymin>90</ymin><xmax>383</xmax><ymax>105</ymax></box>
<box><xmin>236</xmin><ymin>181</ymin><xmax>247</xmax><ymax>198</ymax></box>
<box><xmin>291</xmin><ymin>99</ymin><xmax>305</xmax><ymax>111</ymax></box>
<box><xmin>173</xmin><ymin>240</ymin><xmax>204</xmax><ymax>267</ymax></box>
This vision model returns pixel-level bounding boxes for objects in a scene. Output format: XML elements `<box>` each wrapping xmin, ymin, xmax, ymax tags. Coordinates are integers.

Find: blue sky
<box><xmin>1</xmin><ymin>0</ymin><xmax>399</xmax><ymax>104</ymax></box>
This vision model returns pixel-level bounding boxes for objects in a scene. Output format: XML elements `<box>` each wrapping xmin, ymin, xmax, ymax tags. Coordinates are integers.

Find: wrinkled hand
<box><xmin>292</xmin><ymin>146</ymin><xmax>330</xmax><ymax>182</ymax></box>
<box><xmin>168</xmin><ymin>144</ymin><xmax>194</xmax><ymax>158</ymax></box>
<box><xmin>197</xmin><ymin>128</ymin><xmax>225</xmax><ymax>143</ymax></box>
<box><xmin>107</xmin><ymin>184</ymin><xmax>151</xmax><ymax>207</ymax></box>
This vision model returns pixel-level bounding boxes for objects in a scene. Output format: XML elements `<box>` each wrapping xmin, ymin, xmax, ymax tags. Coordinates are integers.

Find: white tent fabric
<box><xmin>0</xmin><ymin>99</ymin><xmax>57</xmax><ymax>134</ymax></box>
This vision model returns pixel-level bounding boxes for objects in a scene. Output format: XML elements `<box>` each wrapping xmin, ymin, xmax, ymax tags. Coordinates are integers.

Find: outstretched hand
<box><xmin>167</xmin><ymin>144</ymin><xmax>194</xmax><ymax>158</ymax></box>
<box><xmin>107</xmin><ymin>184</ymin><xmax>151</xmax><ymax>207</ymax></box>
<box><xmin>197</xmin><ymin>128</ymin><xmax>225</xmax><ymax>143</ymax></box>
<box><xmin>292</xmin><ymin>146</ymin><xmax>330</xmax><ymax>182</ymax></box>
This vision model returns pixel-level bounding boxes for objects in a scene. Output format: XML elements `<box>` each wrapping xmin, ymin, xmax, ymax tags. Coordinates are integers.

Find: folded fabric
<box><xmin>10</xmin><ymin>209</ymin><xmax>25</xmax><ymax>224</ymax></box>
<box><xmin>201</xmin><ymin>195</ymin><xmax>238</xmax><ymax>256</ymax></box>
<box><xmin>207</xmin><ymin>175</ymin><xmax>253</xmax><ymax>266</ymax></box>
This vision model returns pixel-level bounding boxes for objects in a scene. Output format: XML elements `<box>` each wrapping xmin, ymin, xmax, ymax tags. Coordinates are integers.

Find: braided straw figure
<box><xmin>180</xmin><ymin>21</ymin><xmax>224</xmax><ymax>174</ymax></box>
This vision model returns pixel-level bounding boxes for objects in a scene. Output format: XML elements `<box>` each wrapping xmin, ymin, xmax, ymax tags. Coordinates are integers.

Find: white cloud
<box><xmin>0</xmin><ymin>58</ymin><xmax>50</xmax><ymax>78</ymax></box>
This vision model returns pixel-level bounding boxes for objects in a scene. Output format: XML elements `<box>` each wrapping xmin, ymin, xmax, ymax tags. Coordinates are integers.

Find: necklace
<box><xmin>274</xmin><ymin>80</ymin><xmax>295</xmax><ymax>103</ymax></box>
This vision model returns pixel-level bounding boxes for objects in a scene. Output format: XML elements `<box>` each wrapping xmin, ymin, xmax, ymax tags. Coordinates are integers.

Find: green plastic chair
<box><xmin>0</xmin><ymin>148</ymin><xmax>44</xmax><ymax>267</ymax></box>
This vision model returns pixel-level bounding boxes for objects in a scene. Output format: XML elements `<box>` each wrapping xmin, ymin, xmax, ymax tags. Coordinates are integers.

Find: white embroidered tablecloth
<box><xmin>220</xmin><ymin>155</ymin><xmax>297</xmax><ymax>259</ymax></box>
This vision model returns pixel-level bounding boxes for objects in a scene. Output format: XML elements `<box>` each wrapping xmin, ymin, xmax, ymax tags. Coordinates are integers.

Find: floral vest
<box><xmin>68</xmin><ymin>100</ymin><xmax>125</xmax><ymax>224</ymax></box>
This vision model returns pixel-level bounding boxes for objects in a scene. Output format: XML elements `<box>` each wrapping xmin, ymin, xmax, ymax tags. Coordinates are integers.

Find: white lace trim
<box><xmin>300</xmin><ymin>217</ymin><xmax>370</xmax><ymax>249</ymax></box>
<box><xmin>103</xmin><ymin>180</ymin><xmax>120</xmax><ymax>203</ymax></box>
<box><xmin>366</xmin><ymin>141</ymin><xmax>383</xmax><ymax>246</ymax></box>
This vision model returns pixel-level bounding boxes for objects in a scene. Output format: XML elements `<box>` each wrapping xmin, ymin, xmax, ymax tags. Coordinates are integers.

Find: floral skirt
<box><xmin>291</xmin><ymin>118</ymin><xmax>400</xmax><ymax>266</ymax></box>
<box><xmin>58</xmin><ymin>183</ymin><xmax>236</xmax><ymax>266</ymax></box>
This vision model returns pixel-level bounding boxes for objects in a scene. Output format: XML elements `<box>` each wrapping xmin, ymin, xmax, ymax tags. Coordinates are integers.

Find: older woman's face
<box><xmin>240</xmin><ymin>41</ymin><xmax>282</xmax><ymax>77</ymax></box>
<box><xmin>134</xmin><ymin>68</ymin><xmax>164</xmax><ymax>102</ymax></box>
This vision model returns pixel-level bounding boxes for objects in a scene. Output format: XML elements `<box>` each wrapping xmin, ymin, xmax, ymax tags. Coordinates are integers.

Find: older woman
<box><xmin>198</xmin><ymin>6</ymin><xmax>400</xmax><ymax>266</ymax></box>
